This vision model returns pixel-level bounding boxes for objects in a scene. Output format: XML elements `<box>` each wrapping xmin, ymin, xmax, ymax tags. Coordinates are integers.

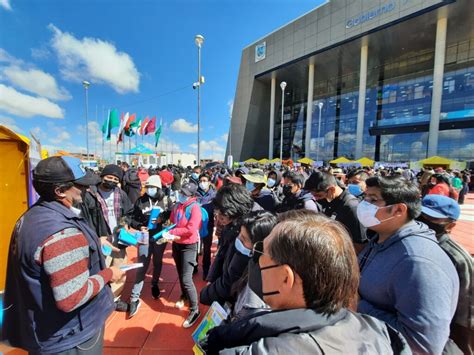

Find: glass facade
<box><xmin>272</xmin><ymin>41</ymin><xmax>474</xmax><ymax>162</ymax></box>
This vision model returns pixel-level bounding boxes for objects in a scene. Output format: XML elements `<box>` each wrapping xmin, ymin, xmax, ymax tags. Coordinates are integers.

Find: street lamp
<box><xmin>316</xmin><ymin>101</ymin><xmax>324</xmax><ymax>161</ymax></box>
<box><xmin>195</xmin><ymin>34</ymin><xmax>204</xmax><ymax>166</ymax></box>
<box><xmin>82</xmin><ymin>80</ymin><xmax>90</xmax><ymax>159</ymax></box>
<box><xmin>279</xmin><ymin>81</ymin><xmax>287</xmax><ymax>161</ymax></box>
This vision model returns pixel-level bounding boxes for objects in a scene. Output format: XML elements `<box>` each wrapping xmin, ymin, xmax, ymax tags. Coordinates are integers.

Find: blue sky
<box><xmin>0</xmin><ymin>0</ymin><xmax>324</xmax><ymax>160</ymax></box>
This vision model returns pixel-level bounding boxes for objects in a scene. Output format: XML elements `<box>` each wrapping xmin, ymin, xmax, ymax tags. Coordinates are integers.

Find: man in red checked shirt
<box><xmin>3</xmin><ymin>156</ymin><xmax>124</xmax><ymax>354</ymax></box>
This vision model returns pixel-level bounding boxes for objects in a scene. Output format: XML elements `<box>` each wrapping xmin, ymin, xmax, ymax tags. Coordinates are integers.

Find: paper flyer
<box><xmin>119</xmin><ymin>263</ymin><xmax>144</xmax><ymax>271</ymax></box>
<box><xmin>192</xmin><ymin>301</ymin><xmax>229</xmax><ymax>353</ymax></box>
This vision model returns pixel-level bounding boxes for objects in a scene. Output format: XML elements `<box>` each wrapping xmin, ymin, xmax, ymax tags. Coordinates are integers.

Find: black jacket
<box><xmin>122</xmin><ymin>169</ymin><xmax>142</xmax><ymax>205</ymax></box>
<box><xmin>207</xmin><ymin>223</ymin><xmax>240</xmax><ymax>283</ymax></box>
<box><xmin>319</xmin><ymin>189</ymin><xmax>367</xmax><ymax>244</ymax></box>
<box><xmin>200</xmin><ymin>240</ymin><xmax>249</xmax><ymax>306</ymax></box>
<box><xmin>202</xmin><ymin>308</ymin><xmax>410</xmax><ymax>355</ymax></box>
<box><xmin>276</xmin><ymin>190</ymin><xmax>320</xmax><ymax>213</ymax></box>
<box><xmin>130</xmin><ymin>193</ymin><xmax>172</xmax><ymax>238</ymax></box>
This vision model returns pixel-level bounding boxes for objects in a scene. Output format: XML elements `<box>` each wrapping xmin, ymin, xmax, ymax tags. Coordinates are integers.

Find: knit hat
<box><xmin>100</xmin><ymin>164</ymin><xmax>123</xmax><ymax>180</ymax></box>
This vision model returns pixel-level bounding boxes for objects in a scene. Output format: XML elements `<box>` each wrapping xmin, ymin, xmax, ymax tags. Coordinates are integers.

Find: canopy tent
<box><xmin>244</xmin><ymin>158</ymin><xmax>258</xmax><ymax>163</ymax></box>
<box><xmin>0</xmin><ymin>125</ymin><xmax>30</xmax><ymax>291</ymax></box>
<box><xmin>122</xmin><ymin>144</ymin><xmax>155</xmax><ymax>155</ymax></box>
<box><xmin>355</xmin><ymin>157</ymin><xmax>375</xmax><ymax>167</ymax></box>
<box><xmin>269</xmin><ymin>158</ymin><xmax>281</xmax><ymax>163</ymax></box>
<box><xmin>329</xmin><ymin>157</ymin><xmax>352</xmax><ymax>164</ymax></box>
<box><xmin>297</xmin><ymin>157</ymin><xmax>314</xmax><ymax>165</ymax></box>
<box><xmin>258</xmin><ymin>158</ymin><xmax>269</xmax><ymax>164</ymax></box>
<box><xmin>420</xmin><ymin>156</ymin><xmax>453</xmax><ymax>167</ymax></box>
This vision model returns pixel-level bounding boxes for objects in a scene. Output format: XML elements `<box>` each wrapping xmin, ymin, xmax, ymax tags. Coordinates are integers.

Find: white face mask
<box><xmin>70</xmin><ymin>206</ymin><xmax>82</xmax><ymax>216</ymax></box>
<box><xmin>199</xmin><ymin>181</ymin><xmax>209</xmax><ymax>191</ymax></box>
<box><xmin>356</xmin><ymin>200</ymin><xmax>393</xmax><ymax>228</ymax></box>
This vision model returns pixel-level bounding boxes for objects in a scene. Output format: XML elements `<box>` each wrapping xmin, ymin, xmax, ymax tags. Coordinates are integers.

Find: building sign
<box><xmin>255</xmin><ymin>42</ymin><xmax>266</xmax><ymax>62</ymax></box>
<box><xmin>346</xmin><ymin>1</ymin><xmax>397</xmax><ymax>29</ymax></box>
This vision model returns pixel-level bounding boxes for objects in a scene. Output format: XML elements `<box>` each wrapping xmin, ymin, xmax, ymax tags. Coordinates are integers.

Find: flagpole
<box><xmin>95</xmin><ymin>104</ymin><xmax>98</xmax><ymax>159</ymax></box>
<box><xmin>102</xmin><ymin>106</ymin><xmax>105</xmax><ymax>162</ymax></box>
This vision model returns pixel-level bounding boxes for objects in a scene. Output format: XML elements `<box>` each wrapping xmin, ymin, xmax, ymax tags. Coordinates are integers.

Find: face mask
<box><xmin>70</xmin><ymin>206</ymin><xmax>82</xmax><ymax>216</ymax></box>
<box><xmin>199</xmin><ymin>181</ymin><xmax>209</xmax><ymax>191</ymax></box>
<box><xmin>417</xmin><ymin>215</ymin><xmax>448</xmax><ymax>237</ymax></box>
<box><xmin>282</xmin><ymin>185</ymin><xmax>293</xmax><ymax>197</ymax></box>
<box><xmin>192</xmin><ymin>173</ymin><xmax>200</xmax><ymax>180</ymax></box>
<box><xmin>177</xmin><ymin>192</ymin><xmax>189</xmax><ymax>204</ymax></box>
<box><xmin>348</xmin><ymin>184</ymin><xmax>363</xmax><ymax>197</ymax></box>
<box><xmin>267</xmin><ymin>178</ymin><xmax>276</xmax><ymax>188</ymax></box>
<box><xmin>146</xmin><ymin>187</ymin><xmax>158</xmax><ymax>197</ymax></box>
<box><xmin>356</xmin><ymin>200</ymin><xmax>393</xmax><ymax>228</ymax></box>
<box><xmin>102</xmin><ymin>179</ymin><xmax>118</xmax><ymax>190</ymax></box>
<box><xmin>246</xmin><ymin>181</ymin><xmax>255</xmax><ymax>192</ymax></box>
<box><xmin>247</xmin><ymin>258</ymin><xmax>281</xmax><ymax>300</ymax></box>
<box><xmin>234</xmin><ymin>237</ymin><xmax>251</xmax><ymax>257</ymax></box>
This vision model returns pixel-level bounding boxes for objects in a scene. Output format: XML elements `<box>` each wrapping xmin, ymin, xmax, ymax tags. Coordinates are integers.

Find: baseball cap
<box><xmin>243</xmin><ymin>169</ymin><xmax>266</xmax><ymax>184</ymax></box>
<box><xmin>421</xmin><ymin>195</ymin><xmax>460</xmax><ymax>220</ymax></box>
<box><xmin>33</xmin><ymin>156</ymin><xmax>96</xmax><ymax>185</ymax></box>
<box><xmin>146</xmin><ymin>175</ymin><xmax>162</xmax><ymax>188</ymax></box>
<box><xmin>180</xmin><ymin>182</ymin><xmax>198</xmax><ymax>197</ymax></box>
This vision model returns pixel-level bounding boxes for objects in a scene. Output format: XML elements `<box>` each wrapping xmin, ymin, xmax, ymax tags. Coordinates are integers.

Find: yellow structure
<box><xmin>329</xmin><ymin>157</ymin><xmax>352</xmax><ymax>164</ymax></box>
<box><xmin>355</xmin><ymin>157</ymin><xmax>375</xmax><ymax>167</ymax></box>
<box><xmin>244</xmin><ymin>158</ymin><xmax>258</xmax><ymax>163</ymax></box>
<box><xmin>258</xmin><ymin>158</ymin><xmax>269</xmax><ymax>164</ymax></box>
<box><xmin>297</xmin><ymin>157</ymin><xmax>314</xmax><ymax>165</ymax></box>
<box><xmin>0</xmin><ymin>126</ymin><xmax>30</xmax><ymax>290</ymax></box>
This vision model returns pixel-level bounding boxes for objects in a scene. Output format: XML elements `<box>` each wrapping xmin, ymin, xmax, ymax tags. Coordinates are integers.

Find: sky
<box><xmin>0</xmin><ymin>0</ymin><xmax>325</xmax><ymax>161</ymax></box>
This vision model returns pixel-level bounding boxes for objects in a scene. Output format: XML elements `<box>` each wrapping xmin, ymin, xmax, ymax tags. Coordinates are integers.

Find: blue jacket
<box><xmin>358</xmin><ymin>220</ymin><xmax>459</xmax><ymax>354</ymax></box>
<box><xmin>4</xmin><ymin>200</ymin><xmax>114</xmax><ymax>353</ymax></box>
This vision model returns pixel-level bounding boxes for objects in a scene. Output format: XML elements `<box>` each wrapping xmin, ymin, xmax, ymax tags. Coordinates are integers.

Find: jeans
<box><xmin>48</xmin><ymin>327</ymin><xmax>104</xmax><ymax>355</ymax></box>
<box><xmin>172</xmin><ymin>242</ymin><xmax>199</xmax><ymax>311</ymax></box>
<box><xmin>130</xmin><ymin>241</ymin><xmax>167</xmax><ymax>302</ymax></box>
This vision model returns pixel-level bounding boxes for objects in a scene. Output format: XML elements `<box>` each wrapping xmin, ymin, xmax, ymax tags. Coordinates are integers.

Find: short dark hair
<box><xmin>365</xmin><ymin>175</ymin><xmax>421</xmax><ymax>220</ymax></box>
<box><xmin>199</xmin><ymin>173</ymin><xmax>211</xmax><ymax>181</ymax></box>
<box><xmin>269</xmin><ymin>211</ymin><xmax>359</xmax><ymax>315</ymax></box>
<box><xmin>239</xmin><ymin>211</ymin><xmax>277</xmax><ymax>245</ymax></box>
<box><xmin>193</xmin><ymin>166</ymin><xmax>202</xmax><ymax>172</ymax></box>
<box><xmin>346</xmin><ymin>169</ymin><xmax>370</xmax><ymax>182</ymax></box>
<box><xmin>432</xmin><ymin>173</ymin><xmax>451</xmax><ymax>186</ymax></box>
<box><xmin>282</xmin><ymin>171</ymin><xmax>305</xmax><ymax>187</ymax></box>
<box><xmin>213</xmin><ymin>184</ymin><xmax>254</xmax><ymax>219</ymax></box>
<box><xmin>33</xmin><ymin>180</ymin><xmax>74</xmax><ymax>202</ymax></box>
<box><xmin>304</xmin><ymin>171</ymin><xmax>336</xmax><ymax>192</ymax></box>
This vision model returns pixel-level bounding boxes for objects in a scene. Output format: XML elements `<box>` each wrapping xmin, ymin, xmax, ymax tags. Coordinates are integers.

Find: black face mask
<box><xmin>417</xmin><ymin>215</ymin><xmax>447</xmax><ymax>237</ymax></box>
<box><xmin>247</xmin><ymin>258</ymin><xmax>281</xmax><ymax>300</ymax></box>
<box><xmin>102</xmin><ymin>180</ymin><xmax>118</xmax><ymax>190</ymax></box>
<box><xmin>282</xmin><ymin>185</ymin><xmax>293</xmax><ymax>197</ymax></box>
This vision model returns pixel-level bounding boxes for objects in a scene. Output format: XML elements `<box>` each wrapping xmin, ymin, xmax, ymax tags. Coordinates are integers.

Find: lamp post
<box><xmin>195</xmin><ymin>34</ymin><xmax>204</xmax><ymax>166</ymax></box>
<box><xmin>316</xmin><ymin>101</ymin><xmax>324</xmax><ymax>161</ymax></box>
<box><xmin>227</xmin><ymin>112</ymin><xmax>233</xmax><ymax>168</ymax></box>
<box><xmin>279</xmin><ymin>81</ymin><xmax>287</xmax><ymax>161</ymax></box>
<box><xmin>82</xmin><ymin>80</ymin><xmax>90</xmax><ymax>159</ymax></box>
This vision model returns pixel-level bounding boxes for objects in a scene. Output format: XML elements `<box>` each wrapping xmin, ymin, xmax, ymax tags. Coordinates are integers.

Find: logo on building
<box><xmin>255</xmin><ymin>42</ymin><xmax>266</xmax><ymax>62</ymax></box>
<box><xmin>346</xmin><ymin>1</ymin><xmax>397</xmax><ymax>29</ymax></box>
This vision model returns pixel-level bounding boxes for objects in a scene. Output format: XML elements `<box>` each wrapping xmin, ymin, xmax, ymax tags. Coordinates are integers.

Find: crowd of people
<box><xmin>3</xmin><ymin>157</ymin><xmax>473</xmax><ymax>354</ymax></box>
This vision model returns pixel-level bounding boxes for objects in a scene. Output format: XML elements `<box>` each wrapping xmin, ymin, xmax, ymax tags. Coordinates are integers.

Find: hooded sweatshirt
<box><xmin>358</xmin><ymin>220</ymin><xmax>459</xmax><ymax>355</ymax></box>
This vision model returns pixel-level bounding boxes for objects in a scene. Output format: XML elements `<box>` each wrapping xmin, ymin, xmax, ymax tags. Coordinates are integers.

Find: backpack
<box><xmin>184</xmin><ymin>201</ymin><xmax>209</xmax><ymax>238</ymax></box>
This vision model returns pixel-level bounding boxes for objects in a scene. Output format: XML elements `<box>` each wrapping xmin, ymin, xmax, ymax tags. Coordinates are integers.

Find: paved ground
<box><xmin>2</xmin><ymin>193</ymin><xmax>472</xmax><ymax>355</ymax></box>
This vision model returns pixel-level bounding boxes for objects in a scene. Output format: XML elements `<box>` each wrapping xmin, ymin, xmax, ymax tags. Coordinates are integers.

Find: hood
<box><xmin>297</xmin><ymin>189</ymin><xmax>315</xmax><ymax>202</ymax></box>
<box><xmin>369</xmin><ymin>220</ymin><xmax>437</xmax><ymax>252</ymax></box>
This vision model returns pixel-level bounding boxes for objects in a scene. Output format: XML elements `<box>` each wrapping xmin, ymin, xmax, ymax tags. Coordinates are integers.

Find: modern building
<box><xmin>228</xmin><ymin>0</ymin><xmax>474</xmax><ymax>163</ymax></box>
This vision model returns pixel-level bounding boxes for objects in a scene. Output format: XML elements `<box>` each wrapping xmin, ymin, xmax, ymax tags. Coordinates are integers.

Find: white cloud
<box><xmin>48</xmin><ymin>24</ymin><xmax>140</xmax><ymax>94</ymax></box>
<box><xmin>189</xmin><ymin>139</ymin><xmax>225</xmax><ymax>161</ymax></box>
<box><xmin>170</xmin><ymin>118</ymin><xmax>198</xmax><ymax>133</ymax></box>
<box><xmin>49</xmin><ymin>130</ymin><xmax>71</xmax><ymax>144</ymax></box>
<box><xmin>227</xmin><ymin>99</ymin><xmax>234</xmax><ymax>117</ymax></box>
<box><xmin>0</xmin><ymin>0</ymin><xmax>12</xmax><ymax>11</ymax></box>
<box><xmin>220</xmin><ymin>133</ymin><xmax>228</xmax><ymax>142</ymax></box>
<box><xmin>0</xmin><ymin>84</ymin><xmax>64</xmax><ymax>118</ymax></box>
<box><xmin>0</xmin><ymin>48</ymin><xmax>21</xmax><ymax>65</ymax></box>
<box><xmin>3</xmin><ymin>65</ymin><xmax>71</xmax><ymax>101</ymax></box>
<box><xmin>0</xmin><ymin>115</ymin><xmax>22</xmax><ymax>132</ymax></box>
<box><xmin>31</xmin><ymin>47</ymin><xmax>51</xmax><ymax>60</ymax></box>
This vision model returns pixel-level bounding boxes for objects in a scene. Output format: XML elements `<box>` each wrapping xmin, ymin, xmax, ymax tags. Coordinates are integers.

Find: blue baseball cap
<box><xmin>421</xmin><ymin>195</ymin><xmax>460</xmax><ymax>220</ymax></box>
<box><xmin>33</xmin><ymin>156</ymin><xmax>95</xmax><ymax>185</ymax></box>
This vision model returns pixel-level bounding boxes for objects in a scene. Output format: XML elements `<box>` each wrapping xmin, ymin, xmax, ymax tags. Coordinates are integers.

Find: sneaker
<box><xmin>183</xmin><ymin>310</ymin><xmax>200</xmax><ymax>328</ymax></box>
<box><xmin>115</xmin><ymin>300</ymin><xmax>129</xmax><ymax>312</ymax></box>
<box><xmin>151</xmin><ymin>285</ymin><xmax>160</xmax><ymax>299</ymax></box>
<box><xmin>128</xmin><ymin>300</ymin><xmax>141</xmax><ymax>319</ymax></box>
<box><xmin>175</xmin><ymin>295</ymin><xmax>187</xmax><ymax>309</ymax></box>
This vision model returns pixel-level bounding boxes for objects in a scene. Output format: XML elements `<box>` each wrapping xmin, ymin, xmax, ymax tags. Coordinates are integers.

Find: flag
<box><xmin>130</xmin><ymin>118</ymin><xmax>140</xmax><ymax>135</ymax></box>
<box><xmin>140</xmin><ymin>117</ymin><xmax>150</xmax><ymax>135</ymax></box>
<box><xmin>155</xmin><ymin>119</ymin><xmax>162</xmax><ymax>147</ymax></box>
<box><xmin>116</xmin><ymin>112</ymin><xmax>128</xmax><ymax>143</ymax></box>
<box><xmin>101</xmin><ymin>108</ymin><xmax>120</xmax><ymax>141</ymax></box>
<box><xmin>124</xmin><ymin>113</ymin><xmax>136</xmax><ymax>137</ymax></box>
<box><xmin>145</xmin><ymin>116</ymin><xmax>156</xmax><ymax>135</ymax></box>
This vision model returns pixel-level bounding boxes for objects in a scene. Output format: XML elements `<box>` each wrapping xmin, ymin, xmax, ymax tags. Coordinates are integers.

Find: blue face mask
<box><xmin>177</xmin><ymin>193</ymin><xmax>189</xmax><ymax>204</ymax></box>
<box><xmin>267</xmin><ymin>178</ymin><xmax>276</xmax><ymax>188</ymax></box>
<box><xmin>246</xmin><ymin>181</ymin><xmax>255</xmax><ymax>192</ymax></box>
<box><xmin>192</xmin><ymin>173</ymin><xmax>200</xmax><ymax>180</ymax></box>
<box><xmin>234</xmin><ymin>237</ymin><xmax>251</xmax><ymax>257</ymax></box>
<box><xmin>348</xmin><ymin>184</ymin><xmax>363</xmax><ymax>197</ymax></box>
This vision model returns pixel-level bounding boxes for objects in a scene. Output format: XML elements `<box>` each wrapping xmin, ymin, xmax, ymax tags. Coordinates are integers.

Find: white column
<box><xmin>305</xmin><ymin>63</ymin><xmax>315</xmax><ymax>157</ymax></box>
<box><xmin>428</xmin><ymin>16</ymin><xmax>448</xmax><ymax>157</ymax></box>
<box><xmin>269</xmin><ymin>76</ymin><xmax>276</xmax><ymax>159</ymax></box>
<box><xmin>355</xmin><ymin>39</ymin><xmax>368</xmax><ymax>159</ymax></box>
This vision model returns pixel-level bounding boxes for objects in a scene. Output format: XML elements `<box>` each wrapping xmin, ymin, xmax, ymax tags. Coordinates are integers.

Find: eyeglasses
<box><xmin>249</xmin><ymin>241</ymin><xmax>272</xmax><ymax>261</ymax></box>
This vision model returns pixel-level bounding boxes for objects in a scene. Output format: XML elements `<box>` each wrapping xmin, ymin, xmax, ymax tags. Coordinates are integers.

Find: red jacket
<box><xmin>169</xmin><ymin>197</ymin><xmax>202</xmax><ymax>244</ymax></box>
<box><xmin>427</xmin><ymin>183</ymin><xmax>450</xmax><ymax>197</ymax></box>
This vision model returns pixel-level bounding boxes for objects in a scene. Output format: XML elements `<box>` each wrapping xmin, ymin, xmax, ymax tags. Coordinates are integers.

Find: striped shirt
<box><xmin>34</xmin><ymin>227</ymin><xmax>112</xmax><ymax>313</ymax></box>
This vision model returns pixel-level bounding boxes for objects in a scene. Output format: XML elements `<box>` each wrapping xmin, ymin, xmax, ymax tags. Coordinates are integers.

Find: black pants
<box><xmin>172</xmin><ymin>242</ymin><xmax>198</xmax><ymax>311</ymax></box>
<box><xmin>202</xmin><ymin>235</ymin><xmax>212</xmax><ymax>276</ymax></box>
